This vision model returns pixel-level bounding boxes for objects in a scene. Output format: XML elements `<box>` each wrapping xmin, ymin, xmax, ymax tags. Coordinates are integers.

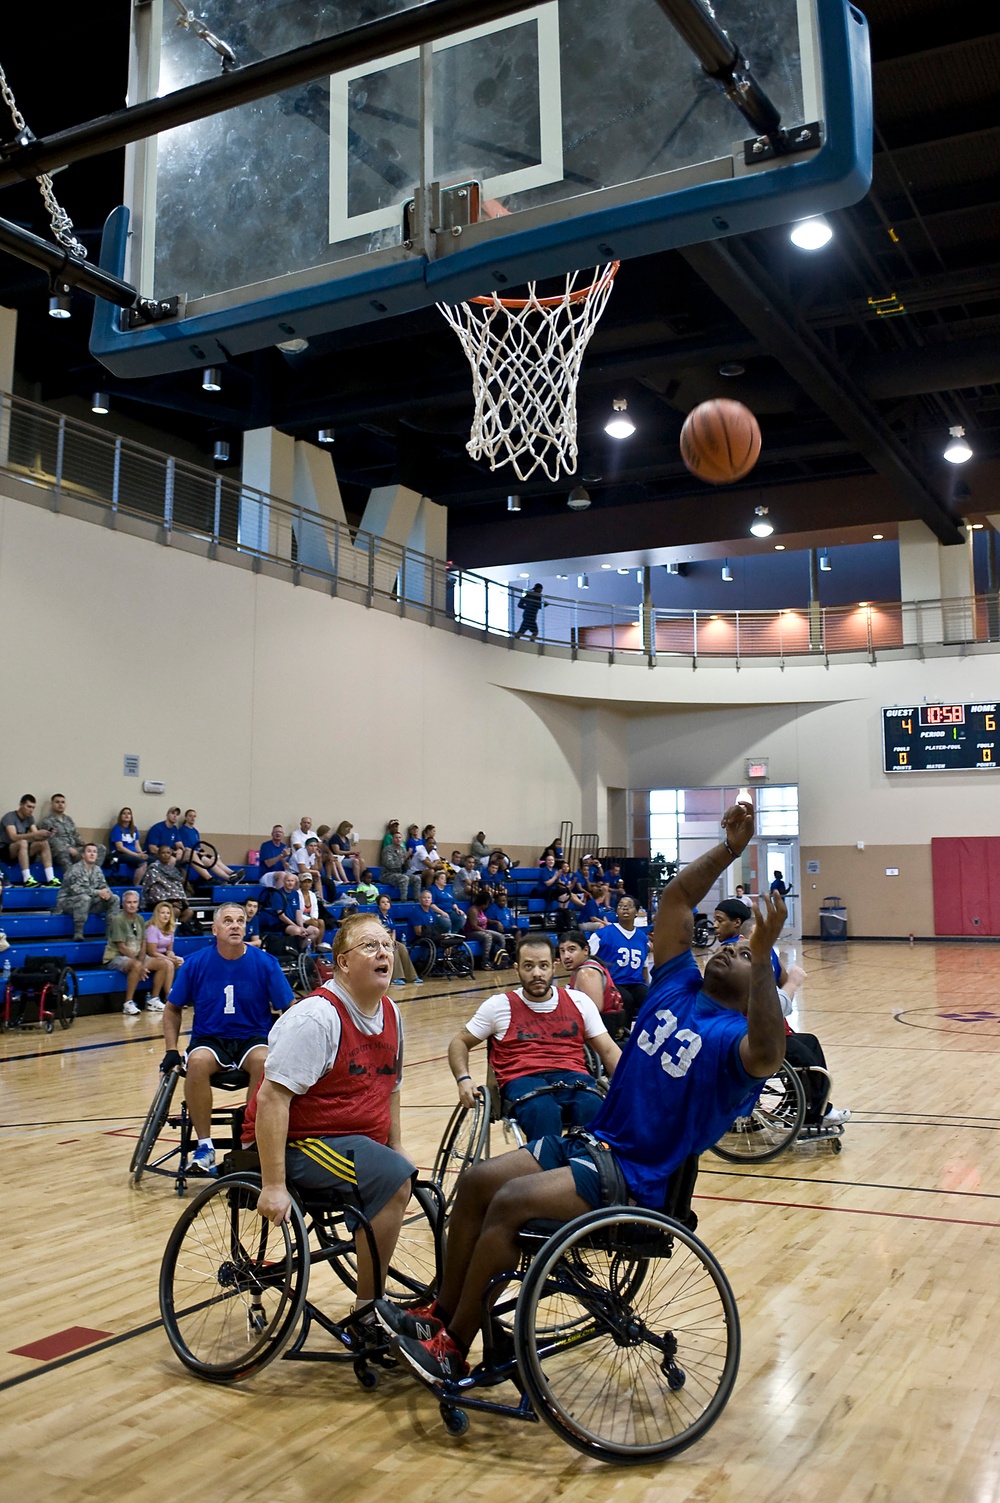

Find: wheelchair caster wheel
<box><xmin>44</xmin><ymin>1019</ymin><xmax>54</xmax><ymax>1033</ymax></box>
<box><xmin>354</xmin><ymin>1360</ymin><xmax>380</xmax><ymax>1390</ymax></box>
<box><xmin>176</xmin><ymin>1179</ymin><xmax>186</xmax><ymax>1196</ymax></box>
<box><xmin>661</xmin><ymin>1360</ymin><xmax>687</xmax><ymax>1391</ymax></box>
<box><xmin>440</xmin><ymin>1404</ymin><xmax>469</xmax><ymax>1436</ymax></box>
<box><xmin>831</xmin><ymin>1138</ymin><xmax>843</xmax><ymax>1154</ymax></box>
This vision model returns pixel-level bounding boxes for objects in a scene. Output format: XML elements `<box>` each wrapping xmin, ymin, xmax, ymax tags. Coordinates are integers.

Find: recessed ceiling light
<box><xmin>872</xmin><ymin>533</ymin><xmax>884</xmax><ymax>540</ymax></box>
<box><xmin>790</xmin><ymin>215</ymin><xmax>833</xmax><ymax>250</ymax></box>
<box><xmin>617</xmin><ymin>567</ymin><xmax>629</xmax><ymax>575</ymax></box>
<box><xmin>858</xmin><ymin>601</ymin><xmax>870</xmax><ymax>607</ymax></box>
<box><xmin>601</xmin><ymin>563</ymin><xmax>613</xmax><ymax>570</ymax></box>
<box><xmin>971</xmin><ymin>523</ymin><xmax>984</xmax><ymax>530</ymax></box>
<box><xmin>556</xmin><ymin>572</ymin><xmax>568</xmax><ymax>578</ymax></box>
<box><xmin>518</xmin><ymin>572</ymin><xmax>530</xmax><ymax>578</ymax></box>
<box><xmin>774</xmin><ymin>544</ymin><xmax>785</xmax><ymax>550</ymax></box>
<box><xmin>719</xmin><ymin>362</ymin><xmax>745</xmax><ymax>378</ymax></box>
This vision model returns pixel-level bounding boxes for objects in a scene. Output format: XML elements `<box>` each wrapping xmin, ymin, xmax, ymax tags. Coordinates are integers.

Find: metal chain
<box><xmin>0</xmin><ymin>59</ymin><xmax>87</xmax><ymax>259</ymax></box>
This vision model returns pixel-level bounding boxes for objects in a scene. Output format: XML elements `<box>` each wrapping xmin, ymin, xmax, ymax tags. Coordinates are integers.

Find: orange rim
<box><xmin>469</xmin><ymin>261</ymin><xmax>620</xmax><ymax>309</ymax></box>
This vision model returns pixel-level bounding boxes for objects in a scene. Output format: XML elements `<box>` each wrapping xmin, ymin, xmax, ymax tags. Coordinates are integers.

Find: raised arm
<box><xmin>652</xmin><ymin>801</ymin><xmax>755</xmax><ymax>967</ymax></box>
<box><xmin>739</xmin><ymin>891</ymin><xmax>788</xmax><ymax>1078</ymax></box>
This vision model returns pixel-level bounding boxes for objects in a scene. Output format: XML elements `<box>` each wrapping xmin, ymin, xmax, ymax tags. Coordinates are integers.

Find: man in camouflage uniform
<box><xmin>55</xmin><ymin>843</ymin><xmax>120</xmax><ymax>941</ymax></box>
<box><xmin>141</xmin><ymin>845</ymin><xmax>194</xmax><ymax>923</ymax></box>
<box><xmin>46</xmin><ymin>794</ymin><xmax>101</xmax><ymax>875</ymax></box>
<box><xmin>381</xmin><ymin>830</ymin><xmax>421</xmax><ymax>900</ymax></box>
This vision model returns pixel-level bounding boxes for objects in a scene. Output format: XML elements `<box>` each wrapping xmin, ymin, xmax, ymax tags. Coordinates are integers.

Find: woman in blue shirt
<box><xmin>109</xmin><ymin>806</ymin><xmax>147</xmax><ymax>881</ymax></box>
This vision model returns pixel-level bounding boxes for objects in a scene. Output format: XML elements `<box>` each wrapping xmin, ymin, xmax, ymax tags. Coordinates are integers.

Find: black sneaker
<box><xmin>393</xmin><ymin>1328</ymin><xmax>469</xmax><ymax>1389</ymax></box>
<box><xmin>374</xmin><ymin>1298</ymin><xmax>443</xmax><ymax>1343</ymax></box>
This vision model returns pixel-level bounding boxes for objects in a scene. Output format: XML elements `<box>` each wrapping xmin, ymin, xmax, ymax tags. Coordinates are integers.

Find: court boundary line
<box><xmin>703</xmin><ymin>1166</ymin><xmax>1000</xmax><ymax>1201</ymax></box>
<box><xmin>0</xmin><ymin>1316</ymin><xmax>164</xmax><ymax>1393</ymax></box>
<box><xmin>697</xmin><ymin>1191</ymin><xmax>1000</xmax><ymax>1228</ymax></box>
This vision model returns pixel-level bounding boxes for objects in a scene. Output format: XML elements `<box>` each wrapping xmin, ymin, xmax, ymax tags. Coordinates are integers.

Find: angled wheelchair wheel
<box><xmin>447</xmin><ymin>941</ymin><xmax>474</xmax><ymax>978</ymax></box>
<box><xmin>319</xmin><ymin>1182</ymin><xmax>443</xmax><ymax>1306</ymax></box>
<box><xmin>159</xmin><ymin>1175</ymin><xmax>309</xmax><ymax>1382</ymax></box>
<box><xmin>432</xmin><ymin>1092</ymin><xmax>491</xmax><ymax>1212</ymax></box>
<box><xmin>410</xmin><ymin>937</ymin><xmax>436</xmax><ymax>978</ymax></box>
<box><xmin>297</xmin><ymin>952</ymin><xmax>320</xmax><ymax>994</ymax></box>
<box><xmin>131</xmin><ymin>1067</ymin><xmax>180</xmax><ymax>1182</ymax></box>
<box><xmin>514</xmin><ymin>1207</ymin><xmax>740</xmax><ymax>1465</ymax></box>
<box><xmin>710</xmin><ymin>1064</ymin><xmax>806</xmax><ymax>1164</ymax></box>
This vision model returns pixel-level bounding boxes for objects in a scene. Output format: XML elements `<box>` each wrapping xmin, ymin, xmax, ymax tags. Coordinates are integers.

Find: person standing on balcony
<box><xmin>515</xmin><ymin>583</ymin><xmax>544</xmax><ymax>640</ymax></box>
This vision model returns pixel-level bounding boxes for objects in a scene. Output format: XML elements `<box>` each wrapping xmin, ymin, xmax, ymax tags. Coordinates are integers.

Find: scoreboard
<box><xmin>882</xmin><ymin>704</ymin><xmax>999</xmax><ymax>772</ymax></box>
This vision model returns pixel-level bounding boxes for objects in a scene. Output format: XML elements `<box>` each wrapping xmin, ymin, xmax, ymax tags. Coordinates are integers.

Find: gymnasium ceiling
<box><xmin>0</xmin><ymin>0</ymin><xmax>998</xmax><ymax>571</ymax></box>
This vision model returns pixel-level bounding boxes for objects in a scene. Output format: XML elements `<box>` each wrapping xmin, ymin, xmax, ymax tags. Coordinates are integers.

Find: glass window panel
<box><xmin>649</xmin><ymin>790</ymin><xmax>678</xmax><ymax>815</ymax></box>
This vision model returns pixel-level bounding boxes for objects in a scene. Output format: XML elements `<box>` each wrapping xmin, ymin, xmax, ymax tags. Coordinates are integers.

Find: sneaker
<box><xmin>391</xmin><ymin>977</ymin><xmax>406</xmax><ymax>985</ymax></box>
<box><xmin>23</xmin><ymin>876</ymin><xmax>40</xmax><ymax>888</ymax></box>
<box><xmin>189</xmin><ymin>1143</ymin><xmax>216</xmax><ymax>1175</ymax></box>
<box><xmin>227</xmin><ymin>868</ymin><xmax>246</xmax><ymax>884</ymax></box>
<box><xmin>145</xmin><ymin>998</ymin><xmax>165</xmax><ymax>1012</ymax></box>
<box><xmin>123</xmin><ymin>1000</ymin><xmax>140</xmax><ymax>1016</ymax></box>
<box><xmin>318</xmin><ymin>942</ymin><xmax>332</xmax><ymax>952</ymax></box>
<box><xmin>45</xmin><ymin>877</ymin><xmax>61</xmax><ymax>887</ymax></box>
<box><xmin>374</xmin><ymin>1298</ymin><xmax>443</xmax><ymax>1343</ymax></box>
<box><xmin>823</xmin><ymin>1106</ymin><xmax>851</xmax><ymax>1126</ymax></box>
<box><xmin>393</xmin><ymin>1327</ymin><xmax>468</xmax><ymax>1388</ymax></box>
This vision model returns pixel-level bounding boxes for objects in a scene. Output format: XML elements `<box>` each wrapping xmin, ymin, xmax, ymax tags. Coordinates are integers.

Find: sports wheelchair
<box><xmin>409</xmin><ymin>931</ymin><xmax>477</xmax><ymax>980</ymax></box>
<box><xmin>130</xmin><ymin>1061</ymin><xmax>252</xmax><ymax>1195</ymax></box>
<box><xmin>157</xmin><ymin>1151</ymin><xmax>741</xmax><ymax>1465</ymax></box>
<box><xmin>2</xmin><ymin>955</ymin><xmax>78</xmax><ymax>1032</ymax></box>
<box><xmin>710</xmin><ymin>1058</ymin><xmax>844</xmax><ymax>1163</ymax></box>
<box><xmin>260</xmin><ymin>932</ymin><xmax>326</xmax><ymax>994</ymax></box>
<box><xmin>433</xmin><ymin>1063</ymin><xmax>607</xmax><ymax>1212</ymax></box>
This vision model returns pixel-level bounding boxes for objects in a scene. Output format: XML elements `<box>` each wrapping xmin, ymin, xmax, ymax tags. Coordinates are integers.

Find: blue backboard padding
<box><xmin>91</xmin><ymin>1</ymin><xmax>871</xmax><ymax>380</ymax></box>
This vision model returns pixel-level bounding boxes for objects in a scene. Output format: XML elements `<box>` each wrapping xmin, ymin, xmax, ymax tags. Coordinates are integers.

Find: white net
<box><xmin>438</xmin><ymin>263</ymin><xmax>617</xmax><ymax>484</ymax></box>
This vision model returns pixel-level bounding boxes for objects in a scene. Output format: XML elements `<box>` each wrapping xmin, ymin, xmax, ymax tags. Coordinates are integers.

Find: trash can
<box><xmin>819</xmin><ymin>896</ymin><xmax>847</xmax><ymax>940</ymax></box>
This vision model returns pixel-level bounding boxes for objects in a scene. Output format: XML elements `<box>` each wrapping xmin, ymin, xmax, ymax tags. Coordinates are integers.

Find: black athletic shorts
<box><xmin>528</xmin><ymin>1130</ymin><xmax>630</xmax><ymax>1209</ymax></box>
<box><xmin>186</xmin><ymin>1034</ymin><xmax>268</xmax><ymax>1070</ymax></box>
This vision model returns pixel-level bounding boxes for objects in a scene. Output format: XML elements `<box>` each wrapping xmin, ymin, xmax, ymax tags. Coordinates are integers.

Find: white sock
<box><xmin>198</xmin><ymin>1137</ymin><xmax>213</xmax><ymax>1149</ymax></box>
<box><xmin>44</xmin><ymin>867</ymin><xmax>55</xmax><ymax>880</ymax></box>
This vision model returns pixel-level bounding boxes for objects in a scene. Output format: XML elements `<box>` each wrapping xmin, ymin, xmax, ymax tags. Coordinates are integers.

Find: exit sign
<box><xmin>745</xmin><ymin>759</ymin><xmax>769</xmax><ymax>781</ymax></box>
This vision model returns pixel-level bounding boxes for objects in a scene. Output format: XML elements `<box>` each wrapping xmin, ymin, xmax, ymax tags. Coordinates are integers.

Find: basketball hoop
<box><xmin>438</xmin><ymin>262</ymin><xmax>619</xmax><ymax>484</ymax></box>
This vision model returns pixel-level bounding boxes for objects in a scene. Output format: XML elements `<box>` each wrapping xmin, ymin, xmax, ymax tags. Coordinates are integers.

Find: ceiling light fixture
<box><xmin>317</xmin><ymin>428</ymin><xmax>335</xmax><ymax>444</ymax></box>
<box><xmin>213</xmin><ymin>440</ymin><xmax>231</xmax><ymax>463</ymax></box>
<box><xmin>749</xmin><ymin>505</ymin><xmax>773</xmax><ymax>538</ymax></box>
<box><xmin>507</xmin><ymin>494</ymin><xmax>521</xmax><ymax>512</ymax></box>
<box><xmin>971</xmin><ymin>523</ymin><xmax>984</xmax><ymax>530</ymax></box>
<box><xmin>567</xmin><ymin>485</ymin><xmax>591</xmax><ymax>510</ymax></box>
<box><xmin>202</xmin><ymin>367</ymin><xmax>222</xmax><ymax>392</ymax></box>
<box><xmin>518</xmin><ymin>572</ymin><xmax>530</xmax><ymax>579</ymax></box>
<box><xmin>819</xmin><ymin>551</ymin><xmax>832</xmax><ymax>571</ymax></box>
<box><xmin>276</xmin><ymin>337</ymin><xmax>309</xmax><ymax>353</ymax></box>
<box><xmin>664</xmin><ymin>562</ymin><xmax>679</xmax><ymax>575</ymax></box>
<box><xmin>774</xmin><ymin>543</ymin><xmax>785</xmax><ymax>551</ymax></box>
<box><xmin>719</xmin><ymin>361</ymin><xmax>745</xmax><ymax>378</ymax></box>
<box><xmin>48</xmin><ymin>289</ymin><xmax>72</xmax><ymax>319</ymax></box>
<box><xmin>601</xmin><ymin>563</ymin><xmax>613</xmax><ymax>570</ymax></box>
<box><xmin>605</xmin><ymin>398</ymin><xmax>635</xmax><ymax>439</ymax></box>
<box><xmin>722</xmin><ymin>561</ymin><xmax>733</xmax><ymax>582</ymax></box>
<box><xmin>578</xmin><ymin>573</ymin><xmax>589</xmax><ymax>589</ymax></box>
<box><xmin>943</xmin><ymin>425</ymin><xmax>973</xmax><ymax>464</ymax></box>
<box><xmin>617</xmin><ymin>567</ymin><xmax>630</xmax><ymax>575</ymax></box>
<box><xmin>790</xmin><ymin>214</ymin><xmax>833</xmax><ymax>250</ymax></box>
<box><xmin>91</xmin><ymin>392</ymin><xmax>110</xmax><ymax>415</ymax></box>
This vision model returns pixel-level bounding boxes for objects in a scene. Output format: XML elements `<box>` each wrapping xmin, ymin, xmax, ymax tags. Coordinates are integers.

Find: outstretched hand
<box><xmin>720</xmin><ymin>801</ymin><xmax>755</xmax><ymax>856</ymax></box>
<box><xmin>749</xmin><ymin>890</ymin><xmax>787</xmax><ymax>957</ymax></box>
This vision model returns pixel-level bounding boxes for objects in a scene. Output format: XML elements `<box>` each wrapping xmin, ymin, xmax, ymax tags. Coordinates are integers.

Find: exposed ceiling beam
<box><xmin>680</xmin><ymin>239</ymin><xmax>966</xmax><ymax>544</ymax></box>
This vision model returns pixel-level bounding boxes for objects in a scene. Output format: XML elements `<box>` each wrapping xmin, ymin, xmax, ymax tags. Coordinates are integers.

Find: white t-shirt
<box><xmin>408</xmin><ymin>842</ymin><xmax>435</xmax><ymax>875</ymax></box>
<box><xmin>264</xmin><ymin>978</ymin><xmax>403</xmax><ymax>1095</ymax></box>
<box><xmin>465</xmin><ymin>986</ymin><xmax>607</xmax><ymax>1042</ymax></box>
<box><xmin>290</xmin><ymin>845</ymin><xmax>319</xmax><ymax>876</ymax></box>
<box><xmin>290</xmin><ymin>827</ymin><xmax>312</xmax><ymax>852</ymax></box>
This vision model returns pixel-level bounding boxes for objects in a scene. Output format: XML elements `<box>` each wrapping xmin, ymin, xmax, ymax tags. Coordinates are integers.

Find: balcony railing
<box><xmin>2</xmin><ymin>389</ymin><xmax>997</xmax><ymax>666</ymax></box>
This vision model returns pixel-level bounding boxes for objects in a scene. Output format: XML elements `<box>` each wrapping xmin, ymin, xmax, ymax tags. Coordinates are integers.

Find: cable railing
<box><xmin>2</xmin><ymin>388</ymin><xmax>998</xmax><ymax>665</ymax></box>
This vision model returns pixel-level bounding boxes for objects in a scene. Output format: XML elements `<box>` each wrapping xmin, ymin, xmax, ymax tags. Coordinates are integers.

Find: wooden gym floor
<box><xmin>2</xmin><ymin>940</ymin><xmax>1000</xmax><ymax>1503</ymax></box>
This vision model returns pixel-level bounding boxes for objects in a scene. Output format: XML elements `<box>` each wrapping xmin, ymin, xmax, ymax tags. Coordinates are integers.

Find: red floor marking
<box><xmin>696</xmin><ymin>1192</ymin><xmax>1000</xmax><ymax>1229</ymax></box>
<box><xmin>11</xmin><ymin>1326</ymin><xmax>114</xmax><ymax>1361</ymax></box>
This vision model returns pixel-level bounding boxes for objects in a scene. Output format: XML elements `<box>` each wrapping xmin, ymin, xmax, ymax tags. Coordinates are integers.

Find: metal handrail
<box><xmin>1</xmin><ymin>389</ymin><xmax>996</xmax><ymax>665</ymax></box>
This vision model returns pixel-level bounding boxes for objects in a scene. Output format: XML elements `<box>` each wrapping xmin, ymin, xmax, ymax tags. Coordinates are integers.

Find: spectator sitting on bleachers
<box><xmin>452</xmin><ymin>855</ymin><xmax>480</xmax><ymax>903</ymax></box>
<box><xmin>295</xmin><ymin>871</ymin><xmax>330</xmax><ymax>951</ymax></box>
<box><xmin>580</xmin><ymin>853</ymin><xmax>604</xmax><ymax>885</ymax></box>
<box><xmin>540</xmin><ymin>837</ymin><xmax>564</xmax><ymax>862</ymax></box>
<box><xmin>531</xmin><ymin>853</ymin><xmax>568</xmax><ymax>902</ymax></box>
<box><xmin>579</xmin><ymin>883</ymin><xmax>615</xmax><ymax>933</ymax></box>
<box><xmin>317</xmin><ymin>825</ymin><xmax>350</xmax><ymax>885</ymax></box>
<box><xmin>381</xmin><ymin>818</ymin><xmax>401</xmax><ymax>850</ymax></box>
<box><xmin>430</xmin><ymin>869</ymin><xmax>465</xmax><ymax>932</ymax></box>
<box><xmin>258</xmin><ymin>824</ymin><xmax>293</xmax><ymax>888</ymax></box>
<box><xmin>109</xmin><ymin>806</ymin><xmax>147</xmax><ymax>882</ymax></box>
<box><xmin>330</xmin><ymin>821</ymin><xmax>363</xmax><ymax>883</ymax></box>
<box><xmin>405</xmin><ymin>824</ymin><xmax>421</xmax><ymax>852</ymax></box>
<box><xmin>2</xmin><ymin>794</ymin><xmax>58</xmax><ymax>887</ymax></box>
<box><xmin>413</xmin><ymin>887</ymin><xmax>460</xmax><ymax>942</ymax></box>
<box><xmin>177</xmin><ymin>809</ymin><xmax>245</xmax><ymax>886</ymax></box>
<box><xmin>553</xmin><ymin>888</ymin><xmax>587</xmax><ymax>932</ymax></box>
<box><xmin>243</xmin><ymin>896</ymin><xmax>262</xmax><ymax>946</ymax></box>
<box><xmin>290</xmin><ymin>816</ymin><xmax>314</xmax><ymax>857</ymax></box>
<box><xmin>464</xmin><ymin>902</ymin><xmax>504</xmax><ymax>969</ymax></box>
<box><xmin>471</xmin><ymin>831</ymin><xmax>494</xmax><ymax>868</ymax></box>
<box><xmin>45</xmin><ymin>794</ymin><xmax>89</xmax><ymax>875</ymax></box>
<box><xmin>352</xmin><ymin>870</ymin><xmax>380</xmax><ymax>907</ymax></box>
<box><xmin>261</xmin><ymin>870</ymin><xmax>312</xmax><ymax>951</ymax></box>
<box><xmin>376</xmin><ymin>893</ymin><xmax>422</xmax><ymax>986</ymax></box>
<box><xmin>145</xmin><ymin>806</ymin><xmax>184</xmax><ymax>859</ymax></box>
<box><xmin>486</xmin><ymin>850</ymin><xmax>511</xmax><ymax>884</ymax></box>
<box><xmin>381</xmin><ymin>830</ymin><xmax>420</xmax><ymax>900</ymax></box>
<box><xmin>141</xmin><ymin>846</ymin><xmax>194</xmax><ymax>924</ymax></box>
<box><xmin>105</xmin><ymin>888</ymin><xmax>171</xmax><ymax>1015</ymax></box>
<box><xmin>0</xmin><ymin>873</ymin><xmax>8</xmax><ymax>952</ymax></box>
<box><xmin>408</xmin><ymin>827</ymin><xmax>438</xmax><ymax>889</ymax></box>
<box><xmin>145</xmin><ymin>900</ymin><xmax>185</xmax><ymax>997</ymax></box>
<box><xmin>604</xmin><ymin>861</ymin><xmax>626</xmax><ymax>904</ymax></box>
<box><xmin>56</xmin><ymin>842</ymin><xmax>120</xmax><ymax>941</ymax></box>
<box><xmin>484</xmin><ymin>887</ymin><xmax>517</xmax><ymax>935</ymax></box>
<box><xmin>290</xmin><ymin>834</ymin><xmax>324</xmax><ymax>890</ymax></box>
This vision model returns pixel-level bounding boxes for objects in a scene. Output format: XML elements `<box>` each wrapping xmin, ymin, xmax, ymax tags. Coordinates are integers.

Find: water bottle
<box><xmin>2</xmin><ymin>958</ymin><xmax>10</xmax><ymax>992</ymax></box>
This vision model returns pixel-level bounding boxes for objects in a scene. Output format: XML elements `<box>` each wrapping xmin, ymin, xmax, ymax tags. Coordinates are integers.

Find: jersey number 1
<box><xmin>223</xmin><ymin>984</ymin><xmax>235</xmax><ymax>1015</ymax></box>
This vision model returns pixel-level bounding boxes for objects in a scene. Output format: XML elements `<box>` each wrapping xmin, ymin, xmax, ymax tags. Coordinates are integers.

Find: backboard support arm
<box><xmin>653</xmin><ymin>0</ymin><xmax>786</xmax><ymax>144</ymax></box>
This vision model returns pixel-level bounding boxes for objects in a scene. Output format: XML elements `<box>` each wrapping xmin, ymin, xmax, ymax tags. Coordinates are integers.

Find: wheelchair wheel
<box><xmin>159</xmin><ymin>1175</ymin><xmax>309</xmax><ymax>1382</ymax></box>
<box><xmin>56</xmin><ymin>967</ymin><xmax>77</xmax><ymax>1029</ymax></box>
<box><xmin>710</xmin><ymin>1064</ymin><xmax>806</xmax><ymax>1164</ymax></box>
<box><xmin>410</xmin><ymin>937</ymin><xmax>436</xmax><ymax>978</ymax></box>
<box><xmin>320</xmin><ymin>1183</ymin><xmax>442</xmax><ymax>1306</ymax></box>
<box><xmin>514</xmin><ymin>1207</ymin><xmax>740</xmax><ymax>1465</ymax></box>
<box><xmin>448</xmin><ymin>941</ymin><xmax>474</xmax><ymax>978</ymax></box>
<box><xmin>297</xmin><ymin>952</ymin><xmax>320</xmax><ymax>994</ymax></box>
<box><xmin>432</xmin><ymin>1093</ymin><xmax>490</xmax><ymax>1211</ymax></box>
<box><xmin>131</xmin><ymin>1067</ymin><xmax>181</xmax><ymax>1182</ymax></box>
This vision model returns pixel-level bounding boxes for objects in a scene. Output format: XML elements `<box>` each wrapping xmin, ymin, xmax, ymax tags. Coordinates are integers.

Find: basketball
<box><xmin>679</xmin><ymin>398</ymin><xmax>762</xmax><ymax>484</ymax></box>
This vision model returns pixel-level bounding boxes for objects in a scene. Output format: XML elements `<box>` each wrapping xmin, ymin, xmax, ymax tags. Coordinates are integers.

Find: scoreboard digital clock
<box><xmin>882</xmin><ymin>704</ymin><xmax>999</xmax><ymax>772</ymax></box>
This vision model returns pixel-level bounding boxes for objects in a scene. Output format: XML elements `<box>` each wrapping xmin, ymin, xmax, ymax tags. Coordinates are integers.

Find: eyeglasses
<box><xmin>345</xmin><ymin>938</ymin><xmax>396</xmax><ymax>957</ymax></box>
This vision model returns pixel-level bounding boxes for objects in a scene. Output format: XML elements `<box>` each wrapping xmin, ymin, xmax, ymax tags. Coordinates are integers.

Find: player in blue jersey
<box><xmin>588</xmin><ymin>894</ymin><xmax>649</xmax><ymax>1022</ymax></box>
<box><xmin>376</xmin><ymin>799</ymin><xmax>788</xmax><ymax>1387</ymax></box>
<box><xmin>161</xmin><ymin>901</ymin><xmax>295</xmax><ymax>1174</ymax></box>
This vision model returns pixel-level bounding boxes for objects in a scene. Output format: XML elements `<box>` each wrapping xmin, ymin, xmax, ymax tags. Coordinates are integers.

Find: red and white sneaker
<box><xmin>374</xmin><ymin>1297</ymin><xmax>443</xmax><ymax>1342</ymax></box>
<box><xmin>394</xmin><ymin>1327</ymin><xmax>469</xmax><ymax>1388</ymax></box>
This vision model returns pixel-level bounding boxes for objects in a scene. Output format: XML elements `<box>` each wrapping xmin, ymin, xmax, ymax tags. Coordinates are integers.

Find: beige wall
<box><xmin>4</xmin><ymin>477</ymin><xmax>1000</xmax><ymax>935</ymax></box>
